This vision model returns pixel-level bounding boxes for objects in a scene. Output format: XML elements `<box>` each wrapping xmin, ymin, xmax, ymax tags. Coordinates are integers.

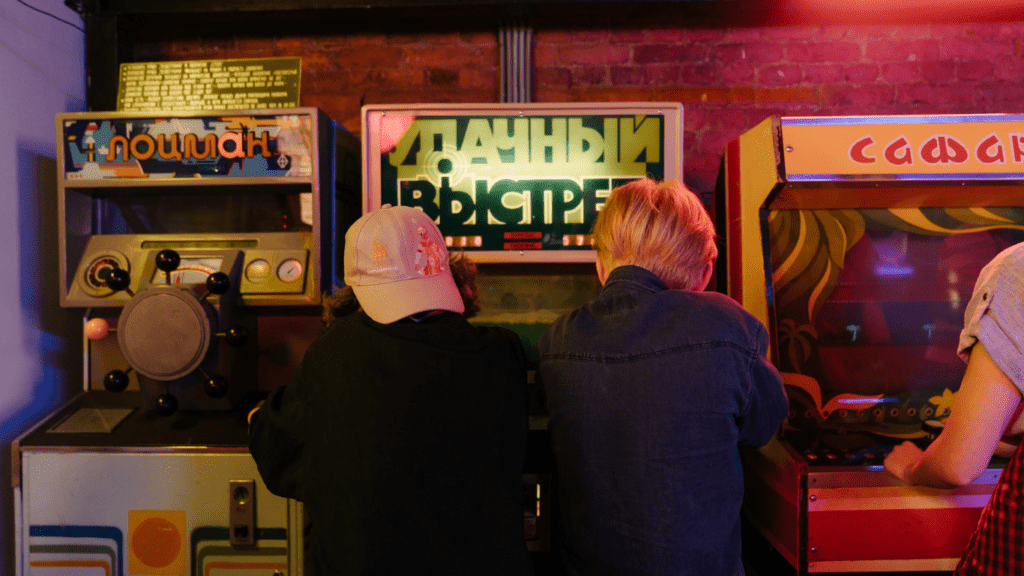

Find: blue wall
<box><xmin>0</xmin><ymin>1</ymin><xmax>86</xmax><ymax>571</ymax></box>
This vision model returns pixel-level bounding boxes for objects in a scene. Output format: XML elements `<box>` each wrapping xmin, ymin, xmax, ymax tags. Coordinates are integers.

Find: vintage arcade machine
<box><xmin>14</xmin><ymin>108</ymin><xmax>359</xmax><ymax>575</ymax></box>
<box><xmin>360</xmin><ymin>101</ymin><xmax>683</xmax><ymax>559</ymax></box>
<box><xmin>724</xmin><ymin>115</ymin><xmax>1024</xmax><ymax>573</ymax></box>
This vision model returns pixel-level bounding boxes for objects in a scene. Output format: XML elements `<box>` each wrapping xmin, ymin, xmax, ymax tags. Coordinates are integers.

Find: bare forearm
<box><xmin>904</xmin><ymin>441</ymin><xmax>976</xmax><ymax>488</ymax></box>
<box><xmin>885</xmin><ymin>439</ymin><xmax>964</xmax><ymax>488</ymax></box>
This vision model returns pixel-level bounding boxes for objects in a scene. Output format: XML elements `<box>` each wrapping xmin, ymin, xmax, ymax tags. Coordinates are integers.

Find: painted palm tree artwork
<box><xmin>766</xmin><ymin>206</ymin><xmax>1024</xmax><ymax>438</ymax></box>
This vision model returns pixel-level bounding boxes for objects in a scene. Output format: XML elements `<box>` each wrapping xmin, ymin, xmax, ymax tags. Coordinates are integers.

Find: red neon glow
<box><xmin>378</xmin><ymin>114</ymin><xmax>416</xmax><ymax>155</ymax></box>
<box><xmin>785</xmin><ymin>0</ymin><xmax>1024</xmax><ymax>22</ymax></box>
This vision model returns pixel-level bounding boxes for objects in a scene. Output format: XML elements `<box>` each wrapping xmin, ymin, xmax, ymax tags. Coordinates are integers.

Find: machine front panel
<box><xmin>20</xmin><ymin>450</ymin><xmax>295</xmax><ymax>576</ymax></box>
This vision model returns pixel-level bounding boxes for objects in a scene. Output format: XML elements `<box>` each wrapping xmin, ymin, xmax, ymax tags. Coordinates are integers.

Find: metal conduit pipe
<box><xmin>499</xmin><ymin>16</ymin><xmax>533</xmax><ymax>103</ymax></box>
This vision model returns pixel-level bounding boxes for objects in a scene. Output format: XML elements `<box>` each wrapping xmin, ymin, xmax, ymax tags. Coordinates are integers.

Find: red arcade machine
<box><xmin>724</xmin><ymin>115</ymin><xmax>1024</xmax><ymax>573</ymax></box>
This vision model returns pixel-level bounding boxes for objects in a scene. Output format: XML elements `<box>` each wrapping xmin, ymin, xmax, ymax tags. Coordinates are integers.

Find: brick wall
<box><xmin>127</xmin><ymin>8</ymin><xmax>1024</xmax><ymax>201</ymax></box>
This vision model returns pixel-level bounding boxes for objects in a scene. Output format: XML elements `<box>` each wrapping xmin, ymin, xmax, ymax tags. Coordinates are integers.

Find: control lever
<box><xmin>154</xmin><ymin>392</ymin><xmax>178</xmax><ymax>416</ymax></box>
<box><xmin>103</xmin><ymin>368</ymin><xmax>132</xmax><ymax>392</ymax></box>
<box><xmin>155</xmin><ymin>249</ymin><xmax>180</xmax><ymax>284</ymax></box>
<box><xmin>105</xmin><ymin>267</ymin><xmax>134</xmax><ymax>297</ymax></box>
<box><xmin>87</xmin><ymin>249</ymin><xmax>249</xmax><ymax>414</ymax></box>
<box><xmin>84</xmin><ymin>319</ymin><xmax>133</xmax><ymax>393</ymax></box>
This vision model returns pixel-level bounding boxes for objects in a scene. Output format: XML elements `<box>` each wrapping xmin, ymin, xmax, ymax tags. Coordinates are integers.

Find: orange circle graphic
<box><xmin>131</xmin><ymin>517</ymin><xmax>182</xmax><ymax>568</ymax></box>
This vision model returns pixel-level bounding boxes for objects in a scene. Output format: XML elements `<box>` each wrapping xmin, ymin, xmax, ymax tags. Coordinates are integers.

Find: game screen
<box><xmin>472</xmin><ymin>267</ymin><xmax>601</xmax><ymax>370</ymax></box>
<box><xmin>766</xmin><ymin>205</ymin><xmax>1024</xmax><ymax>444</ymax></box>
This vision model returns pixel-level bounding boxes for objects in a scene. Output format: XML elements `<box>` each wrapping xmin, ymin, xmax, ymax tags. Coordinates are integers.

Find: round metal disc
<box><xmin>117</xmin><ymin>288</ymin><xmax>212</xmax><ymax>381</ymax></box>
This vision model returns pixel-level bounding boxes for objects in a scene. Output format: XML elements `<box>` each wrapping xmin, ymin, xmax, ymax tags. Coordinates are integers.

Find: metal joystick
<box><xmin>155</xmin><ymin>249</ymin><xmax>181</xmax><ymax>284</ymax></box>
<box><xmin>105</xmin><ymin>267</ymin><xmax>134</xmax><ymax>297</ymax></box>
<box><xmin>103</xmin><ymin>368</ymin><xmax>132</xmax><ymax>392</ymax></box>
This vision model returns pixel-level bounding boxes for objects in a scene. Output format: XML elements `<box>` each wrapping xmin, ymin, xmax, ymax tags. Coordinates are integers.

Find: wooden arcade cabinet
<box><xmin>14</xmin><ymin>108</ymin><xmax>360</xmax><ymax>576</ymax></box>
<box><xmin>724</xmin><ymin>114</ymin><xmax>1024</xmax><ymax>574</ymax></box>
<box><xmin>360</xmin><ymin>101</ymin><xmax>684</xmax><ymax>565</ymax></box>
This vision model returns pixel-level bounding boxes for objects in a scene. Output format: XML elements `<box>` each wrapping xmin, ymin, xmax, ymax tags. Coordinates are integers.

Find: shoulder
<box><xmin>310</xmin><ymin>312</ymin><xmax>366</xmax><ymax>343</ymax></box>
<box><xmin>541</xmin><ymin>288</ymin><xmax>768</xmax><ymax>357</ymax></box>
<box><xmin>975</xmin><ymin>243</ymin><xmax>1024</xmax><ymax>292</ymax></box>
<box><xmin>480</xmin><ymin>325</ymin><xmax>529</xmax><ymax>366</ymax></box>
<box><xmin>962</xmin><ymin>243</ymin><xmax>1024</xmax><ymax>337</ymax></box>
<box><xmin>964</xmin><ymin>244</ymin><xmax>1024</xmax><ymax>389</ymax></box>
<box><xmin>683</xmin><ymin>289</ymin><xmax>752</xmax><ymax>314</ymax></box>
<box><xmin>471</xmin><ymin>322</ymin><xmax>525</xmax><ymax>348</ymax></box>
<box><xmin>672</xmin><ymin>289</ymin><xmax>768</xmax><ymax>332</ymax></box>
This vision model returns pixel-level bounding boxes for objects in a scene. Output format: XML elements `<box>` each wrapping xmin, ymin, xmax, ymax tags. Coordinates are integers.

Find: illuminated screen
<box><xmin>470</xmin><ymin>269</ymin><xmax>601</xmax><ymax>370</ymax></box>
<box><xmin>368</xmin><ymin>109</ymin><xmax>678</xmax><ymax>254</ymax></box>
<box><xmin>767</xmin><ymin>207</ymin><xmax>1024</xmax><ymax>406</ymax></box>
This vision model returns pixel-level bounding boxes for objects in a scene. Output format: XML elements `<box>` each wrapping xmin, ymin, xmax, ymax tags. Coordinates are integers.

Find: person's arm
<box><xmin>248</xmin><ymin>384</ymin><xmax>305</xmax><ymax>499</ymax></box>
<box><xmin>884</xmin><ymin>342</ymin><xmax>1022</xmax><ymax>488</ymax></box>
<box><xmin>737</xmin><ymin>348</ymin><xmax>789</xmax><ymax>448</ymax></box>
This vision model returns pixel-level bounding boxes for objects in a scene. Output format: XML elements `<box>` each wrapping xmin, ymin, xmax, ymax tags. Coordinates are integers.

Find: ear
<box><xmin>596</xmin><ymin>257</ymin><xmax>608</xmax><ymax>286</ymax></box>
<box><xmin>691</xmin><ymin>262</ymin><xmax>713</xmax><ymax>292</ymax></box>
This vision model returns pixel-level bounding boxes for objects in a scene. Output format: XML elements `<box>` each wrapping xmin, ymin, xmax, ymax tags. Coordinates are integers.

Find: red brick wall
<box><xmin>127</xmin><ymin>9</ymin><xmax>1024</xmax><ymax>200</ymax></box>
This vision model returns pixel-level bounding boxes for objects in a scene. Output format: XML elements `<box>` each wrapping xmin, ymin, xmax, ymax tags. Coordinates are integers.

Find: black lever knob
<box><xmin>103</xmin><ymin>369</ymin><xmax>130</xmax><ymax>392</ymax></box>
<box><xmin>155</xmin><ymin>250</ymin><xmax>181</xmax><ymax>273</ymax></box>
<box><xmin>106</xmin><ymin>268</ymin><xmax>131</xmax><ymax>292</ymax></box>
<box><xmin>204</xmin><ymin>375</ymin><xmax>229</xmax><ymax>399</ymax></box>
<box><xmin>154</xmin><ymin>393</ymin><xmax>179</xmax><ymax>416</ymax></box>
<box><xmin>206</xmin><ymin>272</ymin><xmax>231</xmax><ymax>295</ymax></box>
<box><xmin>225</xmin><ymin>326</ymin><xmax>249</xmax><ymax>346</ymax></box>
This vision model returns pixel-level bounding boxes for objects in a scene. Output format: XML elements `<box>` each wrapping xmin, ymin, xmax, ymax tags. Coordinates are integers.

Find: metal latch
<box><xmin>229</xmin><ymin>479</ymin><xmax>256</xmax><ymax>546</ymax></box>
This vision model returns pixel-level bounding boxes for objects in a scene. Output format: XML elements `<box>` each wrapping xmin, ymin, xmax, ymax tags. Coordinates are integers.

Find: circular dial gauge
<box><xmin>277</xmin><ymin>258</ymin><xmax>303</xmax><ymax>283</ymax></box>
<box><xmin>86</xmin><ymin>257</ymin><xmax>121</xmax><ymax>289</ymax></box>
<box><xmin>81</xmin><ymin>252</ymin><xmax>130</xmax><ymax>295</ymax></box>
<box><xmin>245</xmin><ymin>259</ymin><xmax>271</xmax><ymax>284</ymax></box>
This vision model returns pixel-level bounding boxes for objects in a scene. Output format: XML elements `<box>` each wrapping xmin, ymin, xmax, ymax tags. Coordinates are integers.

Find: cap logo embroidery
<box><xmin>415</xmin><ymin>226</ymin><xmax>445</xmax><ymax>276</ymax></box>
<box><xmin>368</xmin><ymin>237</ymin><xmax>399</xmax><ymax>275</ymax></box>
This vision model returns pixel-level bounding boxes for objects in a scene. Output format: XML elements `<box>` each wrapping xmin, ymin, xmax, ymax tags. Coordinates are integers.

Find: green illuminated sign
<box><xmin>377</xmin><ymin>114</ymin><xmax>668</xmax><ymax>251</ymax></box>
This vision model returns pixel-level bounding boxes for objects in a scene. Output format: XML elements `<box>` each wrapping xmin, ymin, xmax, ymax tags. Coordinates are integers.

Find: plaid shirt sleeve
<box><xmin>955</xmin><ymin>441</ymin><xmax>1024</xmax><ymax>576</ymax></box>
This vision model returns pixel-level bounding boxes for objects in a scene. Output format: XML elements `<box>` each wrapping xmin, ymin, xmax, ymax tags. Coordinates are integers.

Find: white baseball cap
<box><xmin>343</xmin><ymin>205</ymin><xmax>464</xmax><ymax>324</ymax></box>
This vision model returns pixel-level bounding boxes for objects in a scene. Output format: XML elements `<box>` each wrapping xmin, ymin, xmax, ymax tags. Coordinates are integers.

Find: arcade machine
<box><xmin>14</xmin><ymin>108</ymin><xmax>360</xmax><ymax>575</ymax></box>
<box><xmin>360</xmin><ymin>101</ymin><xmax>683</xmax><ymax>563</ymax></box>
<box><xmin>724</xmin><ymin>115</ymin><xmax>1024</xmax><ymax>574</ymax></box>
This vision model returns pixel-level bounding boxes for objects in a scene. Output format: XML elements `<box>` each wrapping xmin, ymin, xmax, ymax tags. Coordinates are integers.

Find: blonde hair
<box><xmin>591</xmin><ymin>178</ymin><xmax>717</xmax><ymax>290</ymax></box>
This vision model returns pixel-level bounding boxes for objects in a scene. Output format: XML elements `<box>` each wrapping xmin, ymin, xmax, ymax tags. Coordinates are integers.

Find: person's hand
<box><xmin>883</xmin><ymin>441</ymin><xmax>924</xmax><ymax>485</ymax></box>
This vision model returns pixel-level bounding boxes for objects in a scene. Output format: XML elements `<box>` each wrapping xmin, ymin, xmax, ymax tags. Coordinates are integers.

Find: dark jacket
<box><xmin>538</xmin><ymin>265</ymin><xmax>788</xmax><ymax>576</ymax></box>
<box><xmin>249</xmin><ymin>310</ymin><xmax>534</xmax><ymax>576</ymax></box>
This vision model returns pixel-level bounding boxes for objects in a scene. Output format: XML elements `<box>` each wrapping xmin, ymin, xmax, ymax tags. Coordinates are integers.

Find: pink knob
<box><xmin>84</xmin><ymin>318</ymin><xmax>109</xmax><ymax>341</ymax></box>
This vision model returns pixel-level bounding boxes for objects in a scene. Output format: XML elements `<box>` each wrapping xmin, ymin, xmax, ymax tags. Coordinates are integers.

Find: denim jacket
<box><xmin>538</xmin><ymin>265</ymin><xmax>787</xmax><ymax>576</ymax></box>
